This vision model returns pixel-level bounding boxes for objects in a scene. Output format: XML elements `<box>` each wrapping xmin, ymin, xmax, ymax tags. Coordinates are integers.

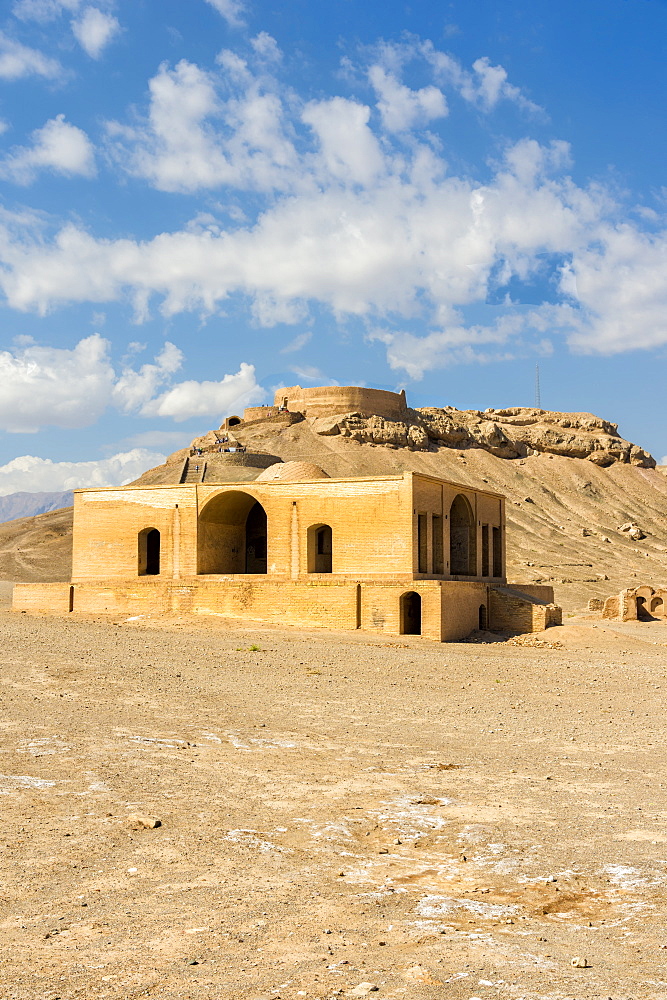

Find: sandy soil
<box><xmin>2</xmin><ymin>608</ymin><xmax>667</xmax><ymax>999</ymax></box>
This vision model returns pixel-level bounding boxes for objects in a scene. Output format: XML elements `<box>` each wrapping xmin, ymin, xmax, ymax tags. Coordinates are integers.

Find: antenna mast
<box><xmin>534</xmin><ymin>363</ymin><xmax>541</xmax><ymax>409</ymax></box>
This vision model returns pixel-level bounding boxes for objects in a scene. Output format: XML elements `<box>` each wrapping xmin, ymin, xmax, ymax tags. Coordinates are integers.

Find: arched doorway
<box><xmin>138</xmin><ymin>528</ymin><xmax>160</xmax><ymax>575</ymax></box>
<box><xmin>198</xmin><ymin>491</ymin><xmax>267</xmax><ymax>574</ymax></box>
<box><xmin>636</xmin><ymin>595</ymin><xmax>652</xmax><ymax>620</ymax></box>
<box><xmin>450</xmin><ymin>494</ymin><xmax>476</xmax><ymax>575</ymax></box>
<box><xmin>307</xmin><ymin>523</ymin><xmax>332</xmax><ymax>573</ymax></box>
<box><xmin>479</xmin><ymin>604</ymin><xmax>487</xmax><ymax>630</ymax></box>
<box><xmin>400</xmin><ymin>591</ymin><xmax>421</xmax><ymax>635</ymax></box>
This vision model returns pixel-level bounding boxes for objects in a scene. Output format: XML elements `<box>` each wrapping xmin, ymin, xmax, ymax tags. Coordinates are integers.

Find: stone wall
<box><xmin>242</xmin><ymin>405</ymin><xmax>281</xmax><ymax>421</ymax></box>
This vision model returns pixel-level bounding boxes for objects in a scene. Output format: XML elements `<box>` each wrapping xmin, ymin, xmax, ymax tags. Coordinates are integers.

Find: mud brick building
<box><xmin>13</xmin><ymin>461</ymin><xmax>560</xmax><ymax>641</ymax></box>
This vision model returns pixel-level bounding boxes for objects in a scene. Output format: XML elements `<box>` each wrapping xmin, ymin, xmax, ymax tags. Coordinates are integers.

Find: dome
<box><xmin>255</xmin><ymin>461</ymin><xmax>330</xmax><ymax>482</ymax></box>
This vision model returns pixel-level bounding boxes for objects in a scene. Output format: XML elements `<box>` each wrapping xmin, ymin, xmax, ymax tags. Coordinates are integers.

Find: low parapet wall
<box><xmin>274</xmin><ymin>385</ymin><xmax>408</xmax><ymax>421</ymax></box>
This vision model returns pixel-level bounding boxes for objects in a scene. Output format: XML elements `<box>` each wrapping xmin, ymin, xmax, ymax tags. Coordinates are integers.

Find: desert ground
<box><xmin>2</xmin><ymin>600</ymin><xmax>667</xmax><ymax>1000</ymax></box>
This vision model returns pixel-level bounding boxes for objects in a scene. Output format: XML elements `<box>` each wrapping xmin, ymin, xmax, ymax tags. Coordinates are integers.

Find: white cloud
<box><xmin>0</xmin><ymin>335</ymin><xmax>262</xmax><ymax>431</ymax></box>
<box><xmin>71</xmin><ymin>7</ymin><xmax>120</xmax><ymax>58</ymax></box>
<box><xmin>1</xmin><ymin>35</ymin><xmax>666</xmax><ymax>376</ymax></box>
<box><xmin>0</xmin><ymin>132</ymin><xmax>590</xmax><ymax>324</ymax></box>
<box><xmin>0</xmin><ymin>114</ymin><xmax>96</xmax><ymax>183</ymax></box>
<box><xmin>0</xmin><ymin>31</ymin><xmax>62</xmax><ymax>80</ymax></box>
<box><xmin>251</xmin><ymin>32</ymin><xmax>282</xmax><ymax>62</ymax></box>
<box><xmin>302</xmin><ymin>97</ymin><xmax>384</xmax><ymax>186</ymax></box>
<box><xmin>0</xmin><ymin>449</ymin><xmax>165</xmax><ymax>496</ymax></box>
<box><xmin>105</xmin><ymin>58</ymin><xmax>297</xmax><ymax>194</ymax></box>
<box><xmin>368</xmin><ymin>65</ymin><xmax>447</xmax><ymax>132</ymax></box>
<box><xmin>281</xmin><ymin>331</ymin><xmax>312</xmax><ymax>354</ymax></box>
<box><xmin>371</xmin><ymin>315</ymin><xmax>529</xmax><ymax>379</ymax></box>
<box><xmin>467</xmin><ymin>57</ymin><xmax>541</xmax><ymax>113</ymax></box>
<box><xmin>422</xmin><ymin>43</ymin><xmax>542</xmax><ymax>114</ymax></box>
<box><xmin>140</xmin><ymin>362</ymin><xmax>263</xmax><ymax>421</ymax></box>
<box><xmin>12</xmin><ymin>0</ymin><xmax>82</xmax><ymax>21</ymax></box>
<box><xmin>112</xmin><ymin>341</ymin><xmax>183</xmax><ymax>414</ymax></box>
<box><xmin>0</xmin><ymin>334</ymin><xmax>113</xmax><ymax>432</ymax></box>
<box><xmin>203</xmin><ymin>0</ymin><xmax>245</xmax><ymax>28</ymax></box>
<box><xmin>566</xmin><ymin>225</ymin><xmax>667</xmax><ymax>354</ymax></box>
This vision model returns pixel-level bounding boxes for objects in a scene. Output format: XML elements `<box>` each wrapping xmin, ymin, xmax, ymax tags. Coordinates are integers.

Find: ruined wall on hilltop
<box><xmin>274</xmin><ymin>385</ymin><xmax>408</xmax><ymax>421</ymax></box>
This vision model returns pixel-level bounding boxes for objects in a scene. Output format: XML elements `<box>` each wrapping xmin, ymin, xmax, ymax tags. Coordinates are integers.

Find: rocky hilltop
<box><xmin>305</xmin><ymin>406</ymin><xmax>654</xmax><ymax>466</ymax></box>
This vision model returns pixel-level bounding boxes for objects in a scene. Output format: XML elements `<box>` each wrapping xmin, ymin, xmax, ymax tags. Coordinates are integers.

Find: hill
<box><xmin>1</xmin><ymin>403</ymin><xmax>666</xmax><ymax>613</ymax></box>
<box><xmin>0</xmin><ymin>490</ymin><xmax>74</xmax><ymax>522</ymax></box>
<box><xmin>0</xmin><ymin>505</ymin><xmax>73</xmax><ymax>583</ymax></box>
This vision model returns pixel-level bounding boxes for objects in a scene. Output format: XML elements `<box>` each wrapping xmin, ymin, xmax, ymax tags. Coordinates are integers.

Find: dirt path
<box><xmin>1</xmin><ymin>610</ymin><xmax>666</xmax><ymax>999</ymax></box>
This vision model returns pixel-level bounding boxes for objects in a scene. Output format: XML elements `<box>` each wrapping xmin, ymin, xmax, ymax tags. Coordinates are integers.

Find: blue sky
<box><xmin>0</xmin><ymin>0</ymin><xmax>666</xmax><ymax>493</ymax></box>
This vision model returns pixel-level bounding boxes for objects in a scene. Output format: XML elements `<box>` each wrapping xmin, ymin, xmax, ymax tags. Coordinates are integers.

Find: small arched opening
<box><xmin>307</xmin><ymin>523</ymin><xmax>332</xmax><ymax>573</ymax></box>
<box><xmin>479</xmin><ymin>604</ymin><xmax>487</xmax><ymax>630</ymax></box>
<box><xmin>651</xmin><ymin>596</ymin><xmax>665</xmax><ymax>617</ymax></box>
<box><xmin>400</xmin><ymin>591</ymin><xmax>422</xmax><ymax>635</ymax></box>
<box><xmin>228</xmin><ymin>416</ymin><xmax>241</xmax><ymax>426</ymax></box>
<box><xmin>138</xmin><ymin>528</ymin><xmax>160</xmax><ymax>576</ymax></box>
<box><xmin>450</xmin><ymin>494</ymin><xmax>476</xmax><ymax>576</ymax></box>
<box><xmin>198</xmin><ymin>491</ymin><xmax>267</xmax><ymax>574</ymax></box>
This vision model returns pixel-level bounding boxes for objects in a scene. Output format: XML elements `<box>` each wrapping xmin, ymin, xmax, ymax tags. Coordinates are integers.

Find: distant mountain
<box><xmin>0</xmin><ymin>491</ymin><xmax>74</xmax><ymax>523</ymax></box>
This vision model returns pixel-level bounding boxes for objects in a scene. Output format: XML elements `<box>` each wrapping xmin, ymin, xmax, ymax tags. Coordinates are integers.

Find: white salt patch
<box><xmin>416</xmin><ymin>894</ymin><xmax>518</xmax><ymax>920</ymax></box>
<box><xmin>17</xmin><ymin>738</ymin><xmax>70</xmax><ymax>756</ymax></box>
<box><xmin>224</xmin><ymin>828</ymin><xmax>290</xmax><ymax>854</ymax></box>
<box><xmin>0</xmin><ymin>774</ymin><xmax>55</xmax><ymax>792</ymax></box>
<box><xmin>370</xmin><ymin>794</ymin><xmax>453</xmax><ymax>838</ymax></box>
<box><xmin>226</xmin><ymin>732</ymin><xmax>297</xmax><ymax>751</ymax></box>
<box><xmin>227</xmin><ymin>734</ymin><xmax>252</xmax><ymax>751</ymax></box>
<box><xmin>604</xmin><ymin>864</ymin><xmax>648</xmax><ymax>888</ymax></box>
<box><xmin>128</xmin><ymin>736</ymin><xmax>188</xmax><ymax>749</ymax></box>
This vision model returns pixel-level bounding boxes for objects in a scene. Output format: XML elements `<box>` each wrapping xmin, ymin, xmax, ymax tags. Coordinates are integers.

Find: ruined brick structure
<box><xmin>594</xmin><ymin>585</ymin><xmax>667</xmax><ymax>621</ymax></box>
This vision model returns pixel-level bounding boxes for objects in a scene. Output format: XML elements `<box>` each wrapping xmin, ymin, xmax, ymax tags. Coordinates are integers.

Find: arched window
<box><xmin>307</xmin><ymin>523</ymin><xmax>332</xmax><ymax>573</ymax></box>
<box><xmin>400</xmin><ymin>591</ymin><xmax>421</xmax><ymax>635</ymax></box>
<box><xmin>198</xmin><ymin>491</ymin><xmax>267</xmax><ymax>574</ymax></box>
<box><xmin>449</xmin><ymin>494</ymin><xmax>476</xmax><ymax>576</ymax></box>
<box><xmin>138</xmin><ymin>528</ymin><xmax>160</xmax><ymax>575</ymax></box>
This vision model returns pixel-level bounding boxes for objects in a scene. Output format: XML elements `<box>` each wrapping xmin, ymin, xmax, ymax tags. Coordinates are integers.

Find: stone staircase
<box><xmin>180</xmin><ymin>458</ymin><xmax>207</xmax><ymax>484</ymax></box>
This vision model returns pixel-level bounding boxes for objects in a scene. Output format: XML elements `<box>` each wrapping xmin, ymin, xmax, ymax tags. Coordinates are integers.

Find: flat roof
<box><xmin>74</xmin><ymin>470</ymin><xmax>505</xmax><ymax>501</ymax></box>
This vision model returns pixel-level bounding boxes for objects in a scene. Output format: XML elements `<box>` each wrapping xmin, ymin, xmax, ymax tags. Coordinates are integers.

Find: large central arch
<box><xmin>198</xmin><ymin>491</ymin><xmax>267</xmax><ymax>574</ymax></box>
<box><xmin>450</xmin><ymin>493</ymin><xmax>476</xmax><ymax>576</ymax></box>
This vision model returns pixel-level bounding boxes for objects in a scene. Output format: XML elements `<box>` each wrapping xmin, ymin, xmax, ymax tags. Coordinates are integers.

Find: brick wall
<box><xmin>490</xmin><ymin>586</ymin><xmax>562</xmax><ymax>633</ymax></box>
<box><xmin>13</xmin><ymin>583</ymin><xmax>73</xmax><ymax>613</ymax></box>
